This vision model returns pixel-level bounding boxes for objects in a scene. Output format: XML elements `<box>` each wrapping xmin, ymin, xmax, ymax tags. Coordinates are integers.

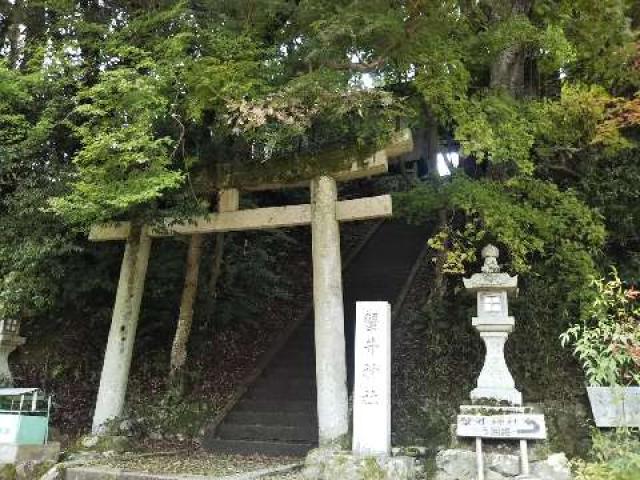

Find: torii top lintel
<box><xmin>214</xmin><ymin>129</ymin><xmax>413</xmax><ymax>192</ymax></box>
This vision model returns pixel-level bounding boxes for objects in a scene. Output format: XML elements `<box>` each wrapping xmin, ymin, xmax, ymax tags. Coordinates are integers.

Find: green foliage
<box><xmin>0</xmin><ymin>464</ymin><xmax>16</xmax><ymax>480</ymax></box>
<box><xmin>129</xmin><ymin>388</ymin><xmax>216</xmax><ymax>438</ymax></box>
<box><xmin>561</xmin><ymin>269</ymin><xmax>640</xmax><ymax>386</ymax></box>
<box><xmin>395</xmin><ymin>175</ymin><xmax>604</xmax><ymax>280</ymax></box>
<box><xmin>183</xmin><ymin>30</ymin><xmax>269</xmax><ymax>121</ymax></box>
<box><xmin>49</xmin><ymin>68</ymin><xmax>184</xmax><ymax>226</ymax></box>
<box><xmin>578</xmin><ymin>147</ymin><xmax>640</xmax><ymax>276</ymax></box>
<box><xmin>535</xmin><ymin>84</ymin><xmax>636</xmax><ymax>163</ymax></box>
<box><xmin>206</xmin><ymin>230</ymin><xmax>294</xmax><ymax>329</ymax></box>
<box><xmin>572</xmin><ymin>430</ymin><xmax>640</xmax><ymax>480</ymax></box>
<box><xmin>454</xmin><ymin>94</ymin><xmax>537</xmax><ymax>174</ymax></box>
<box><xmin>475</xmin><ymin>14</ymin><xmax>576</xmax><ymax>75</ymax></box>
<box><xmin>225</xmin><ymin>67</ymin><xmax>407</xmax><ymax>167</ymax></box>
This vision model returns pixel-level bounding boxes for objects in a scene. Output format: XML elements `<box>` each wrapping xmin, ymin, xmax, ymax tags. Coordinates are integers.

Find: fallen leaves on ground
<box><xmin>84</xmin><ymin>451</ymin><xmax>303</xmax><ymax>476</ymax></box>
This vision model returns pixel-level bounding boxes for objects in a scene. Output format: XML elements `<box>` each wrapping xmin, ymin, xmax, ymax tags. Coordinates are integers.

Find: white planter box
<box><xmin>587</xmin><ymin>386</ymin><xmax>640</xmax><ymax>427</ymax></box>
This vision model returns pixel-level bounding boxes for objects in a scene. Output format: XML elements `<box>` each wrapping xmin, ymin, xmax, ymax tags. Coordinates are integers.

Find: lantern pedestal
<box><xmin>470</xmin><ymin>319</ymin><xmax>522</xmax><ymax>405</ymax></box>
<box><xmin>0</xmin><ymin>334</ymin><xmax>25</xmax><ymax>386</ymax></box>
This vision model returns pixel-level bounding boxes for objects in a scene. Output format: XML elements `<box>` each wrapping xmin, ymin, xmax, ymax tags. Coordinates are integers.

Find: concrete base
<box><xmin>0</xmin><ymin>442</ymin><xmax>60</xmax><ymax>465</ymax></box>
<box><xmin>303</xmin><ymin>448</ymin><xmax>418</xmax><ymax>480</ymax></box>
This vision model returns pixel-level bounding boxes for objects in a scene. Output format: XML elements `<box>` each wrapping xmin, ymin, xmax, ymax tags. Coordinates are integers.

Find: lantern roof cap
<box><xmin>463</xmin><ymin>244</ymin><xmax>518</xmax><ymax>293</ymax></box>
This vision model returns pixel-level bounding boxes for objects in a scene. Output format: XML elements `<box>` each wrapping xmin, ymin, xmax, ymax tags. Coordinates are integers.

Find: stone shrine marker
<box><xmin>353</xmin><ymin>301</ymin><xmax>391</xmax><ymax>456</ymax></box>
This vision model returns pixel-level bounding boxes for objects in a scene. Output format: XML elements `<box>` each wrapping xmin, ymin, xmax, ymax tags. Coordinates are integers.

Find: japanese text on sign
<box><xmin>456</xmin><ymin>414</ymin><xmax>547</xmax><ymax>440</ymax></box>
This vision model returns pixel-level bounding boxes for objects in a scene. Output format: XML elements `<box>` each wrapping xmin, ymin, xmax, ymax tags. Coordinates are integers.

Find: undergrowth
<box><xmin>572</xmin><ymin>429</ymin><xmax>640</xmax><ymax>480</ymax></box>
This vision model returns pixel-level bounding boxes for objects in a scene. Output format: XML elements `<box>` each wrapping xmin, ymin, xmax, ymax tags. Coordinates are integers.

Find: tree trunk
<box><xmin>425</xmin><ymin>111</ymin><xmax>440</xmax><ymax>178</ymax></box>
<box><xmin>7</xmin><ymin>0</ymin><xmax>24</xmax><ymax>69</ymax></box>
<box><xmin>169</xmin><ymin>234</ymin><xmax>204</xmax><ymax>384</ymax></box>
<box><xmin>490</xmin><ymin>45</ymin><xmax>526</xmax><ymax>95</ymax></box>
<box><xmin>488</xmin><ymin>0</ymin><xmax>533</xmax><ymax>96</ymax></box>
<box><xmin>423</xmin><ymin>108</ymin><xmax>449</xmax><ymax>306</ymax></box>
<box><xmin>204</xmin><ymin>233</ymin><xmax>225</xmax><ymax>326</ymax></box>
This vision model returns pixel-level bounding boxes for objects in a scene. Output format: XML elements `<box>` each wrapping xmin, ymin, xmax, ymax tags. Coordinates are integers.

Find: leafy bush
<box><xmin>561</xmin><ymin>269</ymin><xmax>640</xmax><ymax>386</ymax></box>
<box><xmin>572</xmin><ymin>429</ymin><xmax>640</xmax><ymax>480</ymax></box>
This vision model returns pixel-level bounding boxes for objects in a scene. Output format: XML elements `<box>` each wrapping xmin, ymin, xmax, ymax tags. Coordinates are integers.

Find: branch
<box><xmin>544</xmin><ymin>164</ymin><xmax>580</xmax><ymax>179</ymax></box>
<box><xmin>324</xmin><ymin>57</ymin><xmax>387</xmax><ymax>73</ymax></box>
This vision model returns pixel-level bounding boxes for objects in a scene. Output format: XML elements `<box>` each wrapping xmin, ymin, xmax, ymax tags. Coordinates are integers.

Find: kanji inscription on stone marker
<box><xmin>364</xmin><ymin>337</ymin><xmax>380</xmax><ymax>355</ymax></box>
<box><xmin>456</xmin><ymin>414</ymin><xmax>547</xmax><ymax>440</ymax></box>
<box><xmin>353</xmin><ymin>301</ymin><xmax>391</xmax><ymax>456</ymax></box>
<box><xmin>364</xmin><ymin>311</ymin><xmax>379</xmax><ymax>331</ymax></box>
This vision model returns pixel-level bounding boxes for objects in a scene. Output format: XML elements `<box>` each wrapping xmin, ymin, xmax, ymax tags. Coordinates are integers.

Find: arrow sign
<box><xmin>517</xmin><ymin>418</ymin><xmax>541</xmax><ymax>435</ymax></box>
<box><xmin>457</xmin><ymin>414</ymin><xmax>547</xmax><ymax>440</ymax></box>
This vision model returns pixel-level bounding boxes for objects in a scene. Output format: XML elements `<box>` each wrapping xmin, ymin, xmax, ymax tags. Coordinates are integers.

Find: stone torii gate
<box><xmin>88</xmin><ymin>131</ymin><xmax>412</xmax><ymax>447</ymax></box>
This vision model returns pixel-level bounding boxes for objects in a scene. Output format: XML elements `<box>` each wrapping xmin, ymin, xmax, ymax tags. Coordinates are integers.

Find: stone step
<box><xmin>283</xmin><ymin>330</ymin><xmax>313</xmax><ymax>340</ymax></box>
<box><xmin>281</xmin><ymin>340</ymin><xmax>315</xmax><ymax>352</ymax></box>
<box><xmin>204</xmin><ymin>438</ymin><xmax>315</xmax><ymax>457</ymax></box>
<box><xmin>286</xmin><ymin>329</ymin><xmax>314</xmax><ymax>341</ymax></box>
<box><xmin>262</xmin><ymin>361</ymin><xmax>314</xmax><ymax>372</ymax></box>
<box><xmin>274</xmin><ymin>350</ymin><xmax>315</xmax><ymax>362</ymax></box>
<box><xmin>250</xmin><ymin>373</ymin><xmax>315</xmax><ymax>384</ymax></box>
<box><xmin>269</xmin><ymin>356</ymin><xmax>315</xmax><ymax>368</ymax></box>
<box><xmin>260</xmin><ymin>372</ymin><xmax>315</xmax><ymax>385</ymax></box>
<box><xmin>217</xmin><ymin>423</ymin><xmax>317</xmax><ymax>442</ymax></box>
<box><xmin>225</xmin><ymin>410</ymin><xmax>317</xmax><ymax>427</ymax></box>
<box><xmin>235</xmin><ymin>398</ymin><xmax>316</xmax><ymax>414</ymax></box>
<box><xmin>278</xmin><ymin>344</ymin><xmax>315</xmax><ymax>355</ymax></box>
<box><xmin>252</xmin><ymin>376</ymin><xmax>316</xmax><ymax>390</ymax></box>
<box><xmin>247</xmin><ymin>385</ymin><xmax>316</xmax><ymax>401</ymax></box>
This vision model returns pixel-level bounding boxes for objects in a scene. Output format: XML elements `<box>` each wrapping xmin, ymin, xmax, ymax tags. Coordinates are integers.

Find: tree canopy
<box><xmin>1</xmin><ymin>0</ymin><xmax>639</xmax><ymax>324</ymax></box>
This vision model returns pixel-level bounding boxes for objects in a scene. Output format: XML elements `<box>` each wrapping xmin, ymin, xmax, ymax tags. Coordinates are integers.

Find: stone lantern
<box><xmin>463</xmin><ymin>245</ymin><xmax>521</xmax><ymax>405</ymax></box>
<box><xmin>0</xmin><ymin>318</ymin><xmax>25</xmax><ymax>386</ymax></box>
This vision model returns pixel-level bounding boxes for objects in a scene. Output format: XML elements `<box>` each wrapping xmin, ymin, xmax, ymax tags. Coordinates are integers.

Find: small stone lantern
<box><xmin>463</xmin><ymin>245</ymin><xmax>521</xmax><ymax>405</ymax></box>
<box><xmin>0</xmin><ymin>318</ymin><xmax>25</xmax><ymax>386</ymax></box>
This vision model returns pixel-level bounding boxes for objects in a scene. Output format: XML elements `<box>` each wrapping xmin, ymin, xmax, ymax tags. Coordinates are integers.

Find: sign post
<box><xmin>456</xmin><ymin>413</ymin><xmax>547</xmax><ymax>477</ymax></box>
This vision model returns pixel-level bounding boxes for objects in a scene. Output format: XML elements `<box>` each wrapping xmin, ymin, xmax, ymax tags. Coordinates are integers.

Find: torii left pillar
<box><xmin>92</xmin><ymin>226</ymin><xmax>151</xmax><ymax>434</ymax></box>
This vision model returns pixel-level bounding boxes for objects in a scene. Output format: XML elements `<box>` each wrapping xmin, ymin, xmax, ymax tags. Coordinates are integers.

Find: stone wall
<box><xmin>434</xmin><ymin>449</ymin><xmax>571</xmax><ymax>480</ymax></box>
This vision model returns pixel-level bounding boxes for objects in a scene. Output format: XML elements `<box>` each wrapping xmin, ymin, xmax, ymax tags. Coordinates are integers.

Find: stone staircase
<box><xmin>203</xmin><ymin>220</ymin><xmax>429</xmax><ymax>456</ymax></box>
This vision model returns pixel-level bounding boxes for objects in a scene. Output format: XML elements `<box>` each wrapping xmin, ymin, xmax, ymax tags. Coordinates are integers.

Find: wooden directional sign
<box><xmin>457</xmin><ymin>414</ymin><xmax>547</xmax><ymax>440</ymax></box>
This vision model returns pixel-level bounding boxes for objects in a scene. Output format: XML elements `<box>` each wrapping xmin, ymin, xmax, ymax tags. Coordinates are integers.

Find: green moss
<box><xmin>333</xmin><ymin>453</ymin><xmax>349</xmax><ymax>467</ymax></box>
<box><xmin>359</xmin><ymin>457</ymin><xmax>385</xmax><ymax>480</ymax></box>
<box><xmin>470</xmin><ymin>398</ymin><xmax>520</xmax><ymax>408</ymax></box>
<box><xmin>214</xmin><ymin>141</ymin><xmax>380</xmax><ymax>189</ymax></box>
<box><xmin>336</xmin><ymin>433</ymin><xmax>352</xmax><ymax>451</ymax></box>
<box><xmin>0</xmin><ymin>464</ymin><xmax>16</xmax><ymax>480</ymax></box>
<box><xmin>77</xmin><ymin>435</ymin><xmax>130</xmax><ymax>453</ymax></box>
<box><xmin>31</xmin><ymin>461</ymin><xmax>57</xmax><ymax>478</ymax></box>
